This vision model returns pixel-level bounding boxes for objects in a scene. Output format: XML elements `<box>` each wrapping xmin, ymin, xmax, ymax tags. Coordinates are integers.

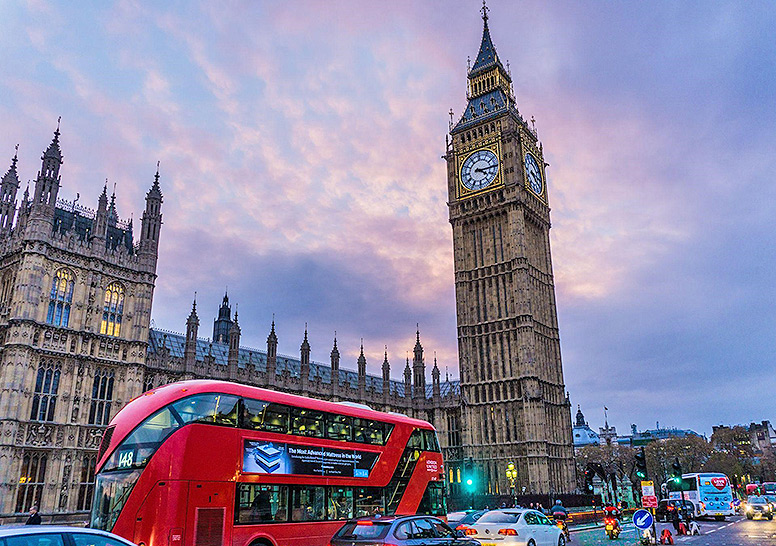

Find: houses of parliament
<box><xmin>0</xmin><ymin>5</ymin><xmax>574</xmax><ymax>523</ymax></box>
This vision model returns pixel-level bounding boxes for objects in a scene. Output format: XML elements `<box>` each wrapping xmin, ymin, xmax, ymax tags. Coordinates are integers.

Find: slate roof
<box><xmin>53</xmin><ymin>205</ymin><xmax>134</xmax><ymax>252</ymax></box>
<box><xmin>148</xmin><ymin>328</ymin><xmax>460</xmax><ymax>401</ymax></box>
<box><xmin>452</xmin><ymin>87</ymin><xmax>510</xmax><ymax>133</ymax></box>
<box><xmin>469</xmin><ymin>20</ymin><xmax>507</xmax><ymax>79</ymax></box>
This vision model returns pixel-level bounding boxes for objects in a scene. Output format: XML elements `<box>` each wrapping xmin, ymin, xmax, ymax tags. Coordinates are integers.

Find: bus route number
<box><xmin>117</xmin><ymin>449</ymin><xmax>134</xmax><ymax>469</ymax></box>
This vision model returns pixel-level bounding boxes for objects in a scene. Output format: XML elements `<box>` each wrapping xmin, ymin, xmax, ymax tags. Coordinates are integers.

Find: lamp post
<box><xmin>506</xmin><ymin>462</ymin><xmax>518</xmax><ymax>507</ymax></box>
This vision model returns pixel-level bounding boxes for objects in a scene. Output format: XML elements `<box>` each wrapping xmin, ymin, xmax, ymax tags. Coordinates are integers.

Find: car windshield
<box><xmin>447</xmin><ymin>512</ymin><xmax>468</xmax><ymax>523</ymax></box>
<box><xmin>748</xmin><ymin>496</ymin><xmax>767</xmax><ymax>503</ymax></box>
<box><xmin>478</xmin><ymin>511</ymin><xmax>522</xmax><ymax>524</ymax></box>
<box><xmin>335</xmin><ymin>521</ymin><xmax>392</xmax><ymax>540</ymax></box>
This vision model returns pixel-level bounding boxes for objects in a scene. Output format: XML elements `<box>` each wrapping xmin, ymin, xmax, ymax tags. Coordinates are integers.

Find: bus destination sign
<box><xmin>242</xmin><ymin>440</ymin><xmax>380</xmax><ymax>478</ymax></box>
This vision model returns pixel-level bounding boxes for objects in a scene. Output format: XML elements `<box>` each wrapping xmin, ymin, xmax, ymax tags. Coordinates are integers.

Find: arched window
<box><xmin>100</xmin><ymin>282</ymin><xmax>124</xmax><ymax>337</ymax></box>
<box><xmin>88</xmin><ymin>368</ymin><xmax>115</xmax><ymax>426</ymax></box>
<box><xmin>47</xmin><ymin>269</ymin><xmax>74</xmax><ymax>327</ymax></box>
<box><xmin>76</xmin><ymin>456</ymin><xmax>96</xmax><ymax>511</ymax></box>
<box><xmin>15</xmin><ymin>452</ymin><xmax>47</xmax><ymax>513</ymax></box>
<box><xmin>30</xmin><ymin>362</ymin><xmax>61</xmax><ymax>422</ymax></box>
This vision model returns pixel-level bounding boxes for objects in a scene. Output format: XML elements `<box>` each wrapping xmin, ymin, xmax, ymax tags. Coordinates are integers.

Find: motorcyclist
<box><xmin>604</xmin><ymin>504</ymin><xmax>621</xmax><ymax>521</ymax></box>
<box><xmin>603</xmin><ymin>504</ymin><xmax>621</xmax><ymax>529</ymax></box>
<box><xmin>551</xmin><ymin>499</ymin><xmax>568</xmax><ymax>520</ymax></box>
<box><xmin>551</xmin><ymin>500</ymin><xmax>570</xmax><ymax>540</ymax></box>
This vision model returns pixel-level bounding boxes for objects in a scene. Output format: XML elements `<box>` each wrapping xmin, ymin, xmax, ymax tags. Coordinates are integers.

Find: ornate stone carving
<box><xmin>55</xmin><ymin>427</ymin><xmax>64</xmax><ymax>447</ymax></box>
<box><xmin>26</xmin><ymin>423</ymin><xmax>53</xmax><ymax>446</ymax></box>
<box><xmin>86</xmin><ymin>428</ymin><xmax>102</xmax><ymax>449</ymax></box>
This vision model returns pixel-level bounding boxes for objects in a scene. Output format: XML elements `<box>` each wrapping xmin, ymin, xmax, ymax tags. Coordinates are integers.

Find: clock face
<box><xmin>460</xmin><ymin>149</ymin><xmax>499</xmax><ymax>192</ymax></box>
<box><xmin>525</xmin><ymin>152</ymin><xmax>543</xmax><ymax>196</ymax></box>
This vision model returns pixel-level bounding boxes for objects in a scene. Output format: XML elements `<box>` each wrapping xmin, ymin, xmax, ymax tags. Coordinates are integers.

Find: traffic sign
<box><xmin>732</xmin><ymin>498</ymin><xmax>741</xmax><ymax>507</ymax></box>
<box><xmin>641</xmin><ymin>480</ymin><xmax>655</xmax><ymax>497</ymax></box>
<box><xmin>633</xmin><ymin>509</ymin><xmax>654</xmax><ymax>530</ymax></box>
<box><xmin>642</xmin><ymin>495</ymin><xmax>658</xmax><ymax>508</ymax></box>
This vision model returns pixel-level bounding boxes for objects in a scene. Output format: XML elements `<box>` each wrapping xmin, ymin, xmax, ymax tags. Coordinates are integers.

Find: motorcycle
<box><xmin>555</xmin><ymin>518</ymin><xmax>571</xmax><ymax>541</ymax></box>
<box><xmin>604</xmin><ymin>516</ymin><xmax>621</xmax><ymax>540</ymax></box>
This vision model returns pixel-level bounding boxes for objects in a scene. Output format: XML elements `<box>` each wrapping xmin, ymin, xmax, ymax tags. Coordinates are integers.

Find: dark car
<box><xmin>331</xmin><ymin>515</ymin><xmax>479</xmax><ymax>546</ymax></box>
<box><xmin>447</xmin><ymin>509</ymin><xmax>488</xmax><ymax>530</ymax></box>
<box><xmin>0</xmin><ymin>526</ymin><xmax>136</xmax><ymax>546</ymax></box>
<box><xmin>656</xmin><ymin>499</ymin><xmax>695</xmax><ymax>522</ymax></box>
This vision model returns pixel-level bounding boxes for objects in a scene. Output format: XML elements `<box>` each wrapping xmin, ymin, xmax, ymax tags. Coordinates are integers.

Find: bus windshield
<box><xmin>90</xmin><ymin>469</ymin><xmax>142</xmax><ymax>530</ymax></box>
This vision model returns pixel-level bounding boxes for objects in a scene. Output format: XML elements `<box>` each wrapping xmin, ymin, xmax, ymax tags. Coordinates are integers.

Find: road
<box><xmin>569</xmin><ymin>515</ymin><xmax>776</xmax><ymax>545</ymax></box>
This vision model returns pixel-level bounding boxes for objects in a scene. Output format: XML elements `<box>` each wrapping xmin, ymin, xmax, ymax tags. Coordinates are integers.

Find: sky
<box><xmin>1</xmin><ymin>0</ymin><xmax>775</xmax><ymax>436</ymax></box>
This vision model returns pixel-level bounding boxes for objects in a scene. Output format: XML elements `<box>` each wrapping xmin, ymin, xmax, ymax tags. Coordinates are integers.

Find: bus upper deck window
<box><xmin>172</xmin><ymin>393</ymin><xmax>240</xmax><ymax>427</ymax></box>
<box><xmin>291</xmin><ymin>408</ymin><xmax>324</xmax><ymax>438</ymax></box>
<box><xmin>326</xmin><ymin>414</ymin><xmax>352</xmax><ymax>441</ymax></box>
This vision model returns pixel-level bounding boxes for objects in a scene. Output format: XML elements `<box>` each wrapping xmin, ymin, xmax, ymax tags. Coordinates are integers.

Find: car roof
<box><xmin>0</xmin><ymin>527</ymin><xmax>134</xmax><ymax>544</ymax></box>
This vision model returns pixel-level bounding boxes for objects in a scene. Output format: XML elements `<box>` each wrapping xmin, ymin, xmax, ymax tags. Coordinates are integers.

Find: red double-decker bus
<box><xmin>90</xmin><ymin>380</ymin><xmax>446</xmax><ymax>546</ymax></box>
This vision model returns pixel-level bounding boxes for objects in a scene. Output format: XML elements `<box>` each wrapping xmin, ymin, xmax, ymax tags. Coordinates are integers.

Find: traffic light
<box><xmin>671</xmin><ymin>458</ymin><xmax>683</xmax><ymax>485</ymax></box>
<box><xmin>584</xmin><ymin>467</ymin><xmax>595</xmax><ymax>493</ymax></box>
<box><xmin>464</xmin><ymin>458</ymin><xmax>475</xmax><ymax>491</ymax></box>
<box><xmin>635</xmin><ymin>447</ymin><xmax>648</xmax><ymax>479</ymax></box>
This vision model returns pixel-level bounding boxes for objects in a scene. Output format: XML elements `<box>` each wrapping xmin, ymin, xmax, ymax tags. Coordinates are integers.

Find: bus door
<box><xmin>134</xmin><ymin>480</ymin><xmax>189</xmax><ymax>546</ymax></box>
<box><xmin>187</xmin><ymin>481</ymin><xmax>233</xmax><ymax>546</ymax></box>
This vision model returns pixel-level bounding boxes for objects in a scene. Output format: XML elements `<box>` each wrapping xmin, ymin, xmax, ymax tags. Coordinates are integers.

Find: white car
<box><xmin>0</xmin><ymin>526</ymin><xmax>136</xmax><ymax>546</ymax></box>
<box><xmin>464</xmin><ymin>509</ymin><xmax>565</xmax><ymax>546</ymax></box>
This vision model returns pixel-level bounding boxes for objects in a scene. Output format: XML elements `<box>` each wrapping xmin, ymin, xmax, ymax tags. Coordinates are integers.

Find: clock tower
<box><xmin>445</xmin><ymin>4</ymin><xmax>575</xmax><ymax>495</ymax></box>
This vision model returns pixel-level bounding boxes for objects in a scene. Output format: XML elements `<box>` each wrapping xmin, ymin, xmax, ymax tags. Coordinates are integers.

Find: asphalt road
<box><xmin>569</xmin><ymin>515</ymin><xmax>775</xmax><ymax>545</ymax></box>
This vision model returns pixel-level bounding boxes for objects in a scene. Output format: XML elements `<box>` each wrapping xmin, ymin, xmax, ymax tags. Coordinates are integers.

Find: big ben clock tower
<box><xmin>445</xmin><ymin>3</ymin><xmax>575</xmax><ymax>495</ymax></box>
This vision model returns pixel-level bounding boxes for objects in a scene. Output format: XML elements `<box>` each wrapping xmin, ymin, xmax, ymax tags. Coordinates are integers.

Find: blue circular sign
<box><xmin>633</xmin><ymin>509</ymin><xmax>654</xmax><ymax>530</ymax></box>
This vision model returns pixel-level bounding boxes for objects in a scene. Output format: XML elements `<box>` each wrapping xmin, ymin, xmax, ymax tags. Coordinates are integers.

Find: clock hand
<box><xmin>474</xmin><ymin>166</ymin><xmax>497</xmax><ymax>173</ymax></box>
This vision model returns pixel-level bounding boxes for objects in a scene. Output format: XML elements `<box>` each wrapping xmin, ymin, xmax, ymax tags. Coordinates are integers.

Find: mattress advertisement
<box><xmin>242</xmin><ymin>440</ymin><xmax>380</xmax><ymax>478</ymax></box>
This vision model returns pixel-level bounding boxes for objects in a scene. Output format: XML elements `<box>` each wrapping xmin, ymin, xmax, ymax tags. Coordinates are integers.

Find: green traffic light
<box><xmin>466</xmin><ymin>478</ymin><xmax>473</xmax><ymax>486</ymax></box>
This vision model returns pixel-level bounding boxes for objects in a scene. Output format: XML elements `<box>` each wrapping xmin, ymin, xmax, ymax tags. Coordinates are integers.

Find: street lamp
<box><xmin>506</xmin><ymin>462</ymin><xmax>518</xmax><ymax>507</ymax></box>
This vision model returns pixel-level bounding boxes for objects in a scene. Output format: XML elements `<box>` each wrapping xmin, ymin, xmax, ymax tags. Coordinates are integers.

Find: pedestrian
<box><xmin>670</xmin><ymin>506</ymin><xmax>680</xmax><ymax>534</ymax></box>
<box><xmin>529</xmin><ymin>502</ymin><xmax>535</xmax><ymax>510</ymax></box>
<box><xmin>25</xmin><ymin>505</ymin><xmax>42</xmax><ymax>525</ymax></box>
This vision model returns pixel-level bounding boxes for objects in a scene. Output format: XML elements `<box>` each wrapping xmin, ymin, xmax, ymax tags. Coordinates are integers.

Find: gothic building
<box><xmin>0</xmin><ymin>127</ymin><xmax>462</xmax><ymax>523</ymax></box>
<box><xmin>444</xmin><ymin>5</ymin><xmax>576</xmax><ymax>494</ymax></box>
<box><xmin>0</xmin><ymin>125</ymin><xmax>163</xmax><ymax>521</ymax></box>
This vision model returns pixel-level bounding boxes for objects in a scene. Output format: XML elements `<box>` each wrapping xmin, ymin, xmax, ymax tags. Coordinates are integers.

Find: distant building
<box><xmin>572</xmin><ymin>406</ymin><xmax>599</xmax><ymax>449</ymax></box>
<box><xmin>748</xmin><ymin>421</ymin><xmax>776</xmax><ymax>455</ymax></box>
<box><xmin>621</xmin><ymin>422</ymin><xmax>702</xmax><ymax>447</ymax></box>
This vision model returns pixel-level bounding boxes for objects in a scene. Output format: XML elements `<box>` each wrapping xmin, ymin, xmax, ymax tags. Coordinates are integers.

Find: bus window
<box><xmin>105</xmin><ymin>406</ymin><xmax>179</xmax><ymax>471</ymax></box>
<box><xmin>172</xmin><ymin>393</ymin><xmax>240</xmax><ymax>427</ymax></box>
<box><xmin>326</xmin><ymin>414</ymin><xmax>352</xmax><ymax>441</ymax></box>
<box><xmin>327</xmin><ymin>486</ymin><xmax>354</xmax><ymax>520</ymax></box>
<box><xmin>354</xmin><ymin>487</ymin><xmax>385</xmax><ymax>517</ymax></box>
<box><xmin>422</xmin><ymin>430</ymin><xmax>441</xmax><ymax>452</ymax></box>
<box><xmin>406</xmin><ymin>429</ymin><xmax>423</xmax><ymax>450</ymax></box>
<box><xmin>235</xmin><ymin>484</ymin><xmax>288</xmax><ymax>524</ymax></box>
<box><xmin>418</xmin><ymin>482</ymin><xmax>447</xmax><ymax>516</ymax></box>
<box><xmin>291</xmin><ymin>486</ymin><xmax>326</xmax><ymax>521</ymax></box>
<box><xmin>291</xmin><ymin>408</ymin><xmax>324</xmax><ymax>437</ymax></box>
<box><xmin>353</xmin><ymin>419</ymin><xmax>384</xmax><ymax>444</ymax></box>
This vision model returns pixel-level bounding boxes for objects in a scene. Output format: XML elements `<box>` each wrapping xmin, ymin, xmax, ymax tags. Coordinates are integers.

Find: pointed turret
<box><xmin>213</xmin><ymin>291</ymin><xmax>233</xmax><ymax>343</ymax></box>
<box><xmin>432</xmin><ymin>354</ymin><xmax>441</xmax><ymax>400</ymax></box>
<box><xmin>300</xmin><ymin>325</ymin><xmax>310</xmax><ymax>390</ymax></box>
<box><xmin>382</xmin><ymin>346</ymin><xmax>391</xmax><ymax>401</ymax></box>
<box><xmin>404</xmin><ymin>355</ymin><xmax>412</xmax><ymax>399</ymax></box>
<box><xmin>228</xmin><ymin>310</ymin><xmax>241</xmax><ymax>370</ymax></box>
<box><xmin>412</xmin><ymin>327</ymin><xmax>426</xmax><ymax>400</ymax></box>
<box><xmin>29</xmin><ymin>120</ymin><xmax>63</xmax><ymax>234</ymax></box>
<box><xmin>331</xmin><ymin>333</ymin><xmax>340</xmax><ymax>397</ymax></box>
<box><xmin>357</xmin><ymin>339</ymin><xmax>367</xmax><ymax>396</ymax></box>
<box><xmin>92</xmin><ymin>182</ymin><xmax>109</xmax><ymax>241</ymax></box>
<box><xmin>266</xmin><ymin>318</ymin><xmax>278</xmax><ymax>384</ymax></box>
<box><xmin>139</xmin><ymin>162</ymin><xmax>163</xmax><ymax>266</ymax></box>
<box><xmin>0</xmin><ymin>146</ymin><xmax>21</xmax><ymax>234</ymax></box>
<box><xmin>184</xmin><ymin>296</ymin><xmax>199</xmax><ymax>372</ymax></box>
